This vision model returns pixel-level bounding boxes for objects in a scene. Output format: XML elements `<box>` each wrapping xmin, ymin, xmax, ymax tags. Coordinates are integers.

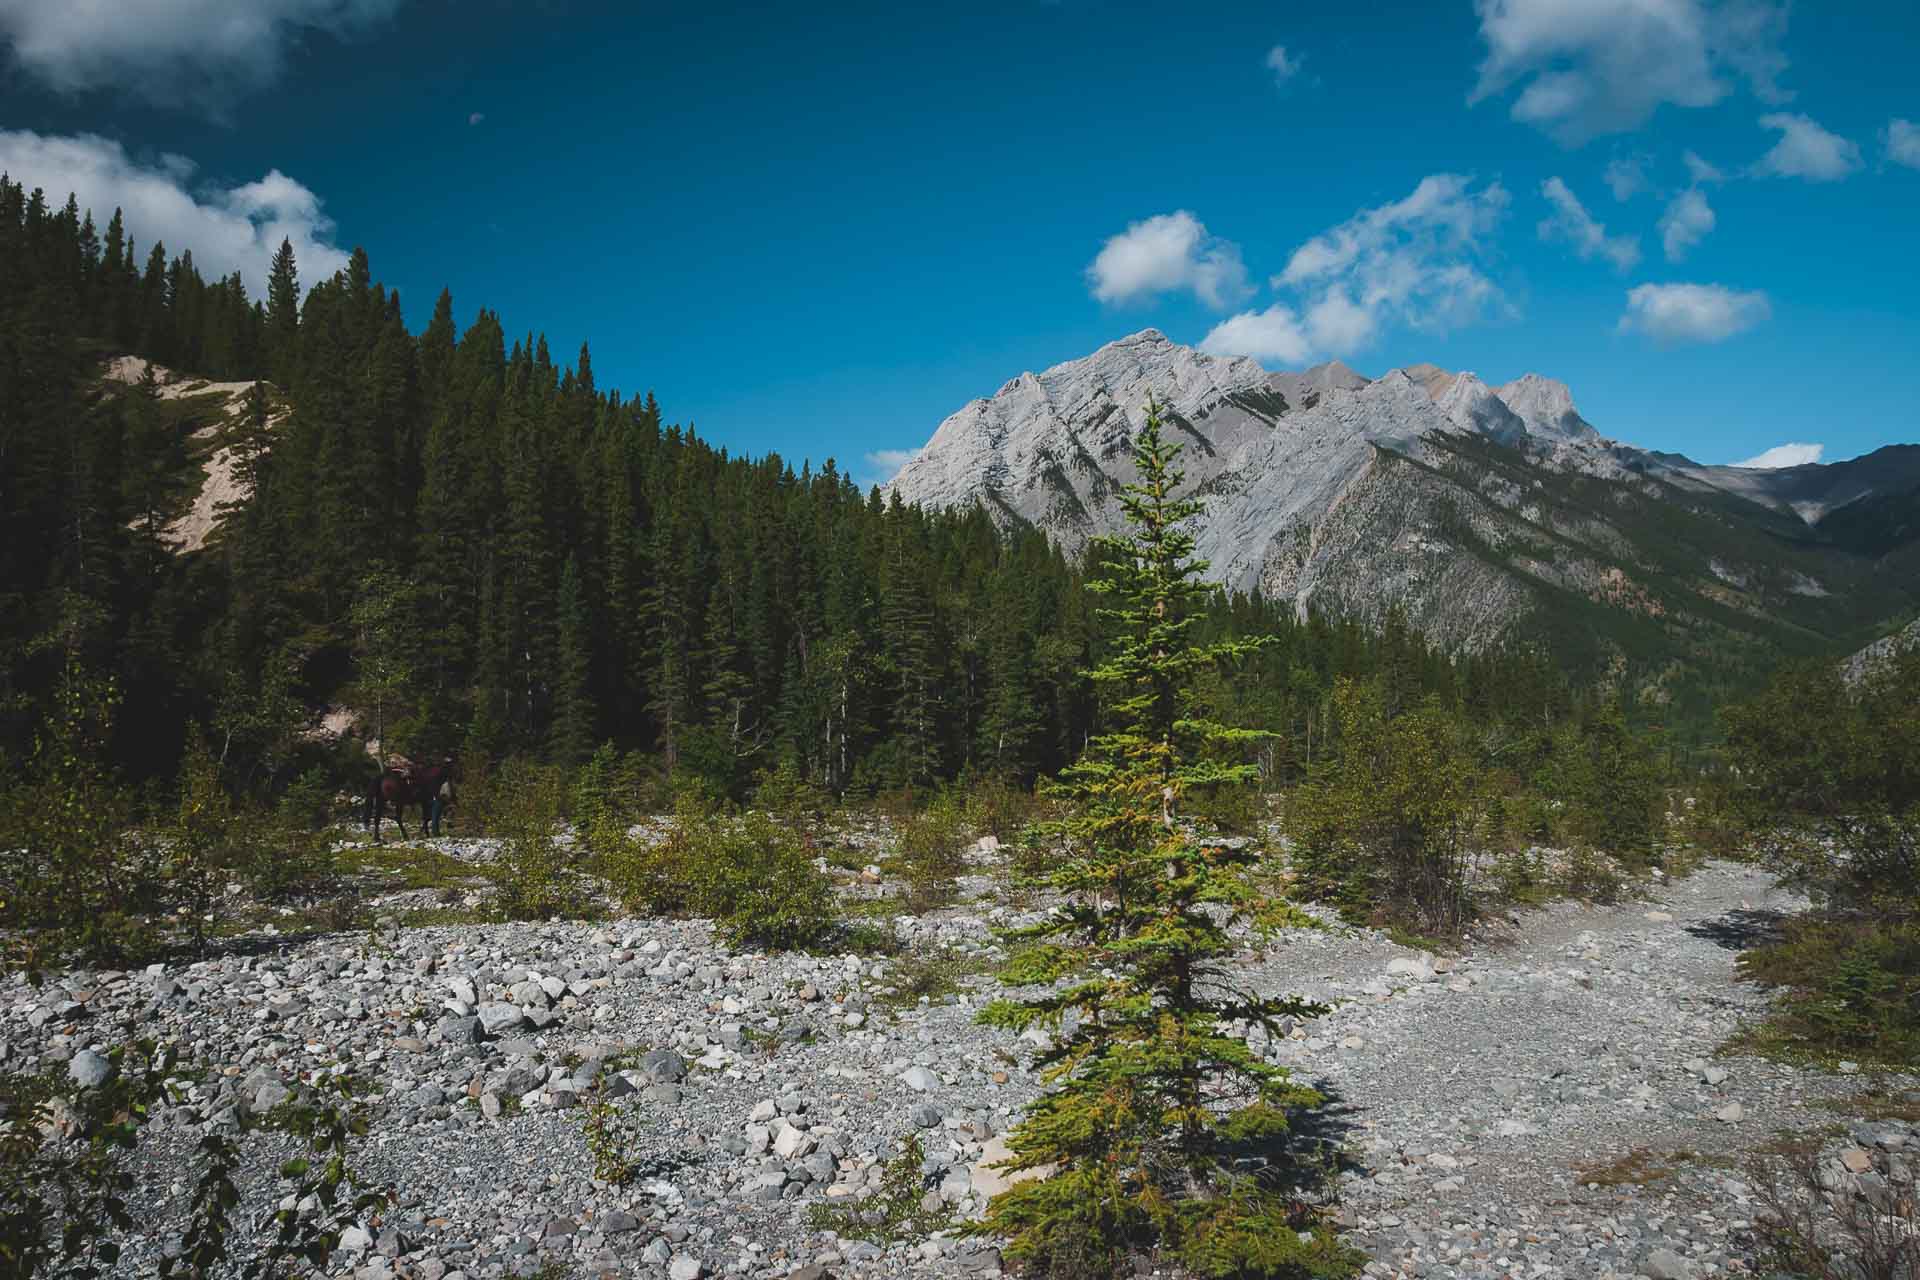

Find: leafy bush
<box><xmin>893</xmin><ymin>793</ymin><xmax>968</xmax><ymax>910</ymax></box>
<box><xmin>1722</xmin><ymin>646</ymin><xmax>1920</xmax><ymax>912</ymax></box>
<box><xmin>752</xmin><ymin>756</ymin><xmax>833</xmax><ymax>827</ymax></box>
<box><xmin>1286</xmin><ymin>682</ymin><xmax>1487</xmax><ymax>935</ymax></box>
<box><xmin>694</xmin><ymin>810</ymin><xmax>838</xmax><ymax>950</ymax></box>
<box><xmin>807</xmin><ymin>1133</ymin><xmax>951</xmax><ymax>1243</ymax></box>
<box><xmin>600</xmin><ymin>797</ymin><xmax>836</xmax><ymax>950</ymax></box>
<box><xmin>487</xmin><ymin>761</ymin><xmax>576</xmax><ymax>920</ymax></box>
<box><xmin>1734</xmin><ymin>918</ymin><xmax>1920</xmax><ymax>1065</ymax></box>
<box><xmin>0</xmin><ymin>662</ymin><xmax>152</xmax><ymax>971</ymax></box>
<box><xmin>1558</xmin><ymin>844</ymin><xmax>1625</xmax><ymax>904</ymax></box>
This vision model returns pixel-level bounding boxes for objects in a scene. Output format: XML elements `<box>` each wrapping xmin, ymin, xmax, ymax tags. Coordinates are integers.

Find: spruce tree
<box><xmin>976</xmin><ymin>399</ymin><xmax>1358</xmax><ymax>1280</ymax></box>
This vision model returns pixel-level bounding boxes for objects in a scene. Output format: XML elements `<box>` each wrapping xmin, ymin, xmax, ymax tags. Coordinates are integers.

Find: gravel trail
<box><xmin>10</xmin><ymin>853</ymin><xmax>1902</xmax><ymax>1280</ymax></box>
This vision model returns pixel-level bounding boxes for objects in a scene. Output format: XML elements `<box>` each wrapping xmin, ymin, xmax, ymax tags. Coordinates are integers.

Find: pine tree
<box><xmin>550</xmin><ymin>554</ymin><xmax>596</xmax><ymax>765</ymax></box>
<box><xmin>975</xmin><ymin>399</ymin><xmax>1358</xmax><ymax>1280</ymax></box>
<box><xmin>265</xmin><ymin>238</ymin><xmax>299</xmax><ymax>387</ymax></box>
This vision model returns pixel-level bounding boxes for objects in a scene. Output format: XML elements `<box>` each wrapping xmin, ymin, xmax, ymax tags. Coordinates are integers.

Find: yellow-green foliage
<box><xmin>487</xmin><ymin>761</ymin><xmax>573</xmax><ymax>920</ymax></box>
<box><xmin>894</xmin><ymin>793</ymin><xmax>968</xmax><ymax>910</ymax></box>
<box><xmin>164</xmin><ymin>729</ymin><xmax>248</xmax><ymax>948</ymax></box>
<box><xmin>600</xmin><ymin>796</ymin><xmax>837</xmax><ymax>950</ymax></box>
<box><xmin>0</xmin><ymin>661</ymin><xmax>147</xmax><ymax>970</ymax></box>
<box><xmin>1286</xmin><ymin>681</ymin><xmax>1487</xmax><ymax>935</ymax></box>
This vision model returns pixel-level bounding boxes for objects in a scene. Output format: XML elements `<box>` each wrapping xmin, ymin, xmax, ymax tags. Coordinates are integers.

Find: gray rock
<box><xmin>900</xmin><ymin>1065</ymin><xmax>939</xmax><ymax>1092</ymax></box>
<box><xmin>477</xmin><ymin>1003</ymin><xmax>525</xmax><ymax>1036</ymax></box>
<box><xmin>436</xmin><ymin>1015</ymin><xmax>482</xmax><ymax>1045</ymax></box>
<box><xmin>668</xmin><ymin>1254</ymin><xmax>705</xmax><ymax>1280</ymax></box>
<box><xmin>67</xmin><ymin>1050</ymin><xmax>112</xmax><ymax>1090</ymax></box>
<box><xmin>640</xmin><ymin>1048</ymin><xmax>688</xmax><ymax>1083</ymax></box>
<box><xmin>1644</xmin><ymin>1247</ymin><xmax>1691</xmax><ymax>1279</ymax></box>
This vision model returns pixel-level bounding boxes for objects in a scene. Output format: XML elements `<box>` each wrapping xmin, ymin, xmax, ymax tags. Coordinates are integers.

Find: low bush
<box><xmin>695</xmin><ymin>810</ymin><xmax>838</xmax><ymax>950</ymax></box>
<box><xmin>487</xmin><ymin>761</ymin><xmax>577</xmax><ymax>920</ymax></box>
<box><xmin>893</xmin><ymin>794</ymin><xmax>968</xmax><ymax>911</ymax></box>
<box><xmin>806</xmin><ymin>1133</ymin><xmax>951</xmax><ymax>1243</ymax></box>
<box><xmin>599</xmin><ymin>797</ymin><xmax>837</xmax><ymax>950</ymax></box>
<box><xmin>1734</xmin><ymin>917</ymin><xmax>1920</xmax><ymax>1066</ymax></box>
<box><xmin>1286</xmin><ymin>682</ymin><xmax>1486</xmax><ymax>935</ymax></box>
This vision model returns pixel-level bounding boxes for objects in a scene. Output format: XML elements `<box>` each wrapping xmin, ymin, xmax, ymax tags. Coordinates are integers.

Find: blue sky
<box><xmin>1</xmin><ymin>1</ymin><xmax>1916</xmax><ymax>481</ymax></box>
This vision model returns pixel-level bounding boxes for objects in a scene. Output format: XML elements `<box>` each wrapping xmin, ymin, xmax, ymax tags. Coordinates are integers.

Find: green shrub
<box><xmin>1286</xmin><ymin>682</ymin><xmax>1487</xmax><ymax>935</ymax></box>
<box><xmin>488</xmin><ymin>761</ymin><xmax>575</xmax><ymax>920</ymax></box>
<box><xmin>807</xmin><ymin>1133</ymin><xmax>951</xmax><ymax>1243</ymax></box>
<box><xmin>752</xmin><ymin>756</ymin><xmax>833</xmax><ymax>827</ymax></box>
<box><xmin>695</xmin><ymin>810</ymin><xmax>838</xmax><ymax>951</ymax></box>
<box><xmin>163</xmin><ymin>728</ymin><xmax>250</xmax><ymax>949</ymax></box>
<box><xmin>1558</xmin><ymin>845</ymin><xmax>1625</xmax><ymax>903</ymax></box>
<box><xmin>0</xmin><ymin>1042</ymin><xmax>381</xmax><ymax>1279</ymax></box>
<box><xmin>601</xmin><ymin>798</ymin><xmax>836</xmax><ymax>950</ymax></box>
<box><xmin>0</xmin><ymin>661</ymin><xmax>149</xmax><ymax>971</ymax></box>
<box><xmin>893</xmin><ymin>793</ymin><xmax>968</xmax><ymax>911</ymax></box>
<box><xmin>959</xmin><ymin>771</ymin><xmax>1042</xmax><ymax>842</ymax></box>
<box><xmin>1734</xmin><ymin>918</ymin><xmax>1920</xmax><ymax>1065</ymax></box>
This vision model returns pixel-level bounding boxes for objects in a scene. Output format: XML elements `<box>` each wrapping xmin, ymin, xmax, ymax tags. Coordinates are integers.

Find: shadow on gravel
<box><xmin>1686</xmin><ymin>908</ymin><xmax>1789</xmax><ymax>954</ymax></box>
<box><xmin>1240</xmin><ymin>1084</ymin><xmax>1368</xmax><ymax>1198</ymax></box>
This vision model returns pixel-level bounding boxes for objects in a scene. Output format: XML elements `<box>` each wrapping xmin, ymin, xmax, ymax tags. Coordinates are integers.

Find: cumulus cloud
<box><xmin>1617</xmin><ymin>281</ymin><xmax>1769</xmax><ymax>343</ymax></box>
<box><xmin>1265</xmin><ymin>44</ymin><xmax>1303</xmax><ymax>86</ymax></box>
<box><xmin>1885</xmin><ymin>118</ymin><xmax>1920</xmax><ymax>170</ymax></box>
<box><xmin>860</xmin><ymin>448</ymin><xmax>919</xmax><ymax>486</ymax></box>
<box><xmin>0</xmin><ymin>130</ymin><xmax>349</xmax><ymax>298</ymax></box>
<box><xmin>1086</xmin><ymin>210</ymin><xmax>1252</xmax><ymax>310</ymax></box>
<box><xmin>1203</xmin><ymin>175</ymin><xmax>1510</xmax><ymax>366</ymax></box>
<box><xmin>1682</xmin><ymin>149</ymin><xmax>1726</xmax><ymax>183</ymax></box>
<box><xmin>1752</xmin><ymin>112</ymin><xmax>1862</xmax><ymax>181</ymax></box>
<box><xmin>1733</xmin><ymin>441</ymin><xmax>1822</xmax><ymax>468</ymax></box>
<box><xmin>1657</xmin><ymin>187</ymin><xmax>1715</xmax><ymax>260</ymax></box>
<box><xmin>1538</xmin><ymin>176</ymin><xmax>1640</xmax><ymax>269</ymax></box>
<box><xmin>1604</xmin><ymin>152</ymin><xmax>1649</xmax><ymax>199</ymax></box>
<box><xmin>0</xmin><ymin>0</ymin><xmax>402</xmax><ymax>109</ymax></box>
<box><xmin>1200</xmin><ymin>305</ymin><xmax>1314</xmax><ymax>364</ymax></box>
<box><xmin>1469</xmin><ymin>0</ymin><xmax>1790</xmax><ymax>144</ymax></box>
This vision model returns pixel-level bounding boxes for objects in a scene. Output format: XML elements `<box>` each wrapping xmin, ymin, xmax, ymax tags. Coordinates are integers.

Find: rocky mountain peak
<box><xmin>1495</xmin><ymin>373</ymin><xmax>1597</xmax><ymax>443</ymax></box>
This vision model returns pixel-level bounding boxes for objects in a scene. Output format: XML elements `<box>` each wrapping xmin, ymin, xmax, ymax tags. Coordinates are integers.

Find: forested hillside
<box><xmin>1</xmin><ymin>178</ymin><xmax>1637</xmax><ymax>803</ymax></box>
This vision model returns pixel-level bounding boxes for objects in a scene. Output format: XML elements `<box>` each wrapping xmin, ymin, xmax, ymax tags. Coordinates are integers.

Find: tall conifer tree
<box><xmin>976</xmin><ymin>399</ymin><xmax>1357</xmax><ymax>1280</ymax></box>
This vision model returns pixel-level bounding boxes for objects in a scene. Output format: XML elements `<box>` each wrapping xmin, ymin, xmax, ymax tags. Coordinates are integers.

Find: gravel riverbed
<box><xmin>11</xmin><ymin>852</ymin><xmax>1904</xmax><ymax>1280</ymax></box>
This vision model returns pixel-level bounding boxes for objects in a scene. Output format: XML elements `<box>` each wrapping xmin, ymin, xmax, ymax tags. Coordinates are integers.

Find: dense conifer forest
<box><xmin>0</xmin><ymin>178</ymin><xmax>1615</xmax><ymax>803</ymax></box>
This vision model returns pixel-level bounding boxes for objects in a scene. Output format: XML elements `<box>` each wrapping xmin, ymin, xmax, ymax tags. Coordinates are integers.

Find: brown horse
<box><xmin>365</xmin><ymin>760</ymin><xmax>456</xmax><ymax>841</ymax></box>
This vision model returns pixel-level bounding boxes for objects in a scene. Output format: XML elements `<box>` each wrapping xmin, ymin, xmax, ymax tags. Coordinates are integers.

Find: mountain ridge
<box><xmin>886</xmin><ymin>329</ymin><xmax>1919</xmax><ymax>705</ymax></box>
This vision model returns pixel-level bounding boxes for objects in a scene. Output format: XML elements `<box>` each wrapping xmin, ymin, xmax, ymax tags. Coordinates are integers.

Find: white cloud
<box><xmin>1604</xmin><ymin>152</ymin><xmax>1649</xmax><ymax>199</ymax></box>
<box><xmin>1469</xmin><ymin>0</ymin><xmax>1790</xmax><ymax>144</ymax></box>
<box><xmin>1657</xmin><ymin>187</ymin><xmax>1715</xmax><ymax>260</ymax></box>
<box><xmin>1302</xmin><ymin>288</ymin><xmax>1377</xmax><ymax>355</ymax></box>
<box><xmin>1733</xmin><ymin>441</ymin><xmax>1822</xmax><ymax>468</ymax></box>
<box><xmin>1199</xmin><ymin>174</ymin><xmax>1507</xmax><ymax>366</ymax></box>
<box><xmin>1617</xmin><ymin>281</ymin><xmax>1769</xmax><ymax>343</ymax></box>
<box><xmin>0</xmin><ymin>0</ymin><xmax>401</xmax><ymax>109</ymax></box>
<box><xmin>1682</xmin><ymin>149</ymin><xmax>1726</xmax><ymax>183</ymax></box>
<box><xmin>1200</xmin><ymin>304</ymin><xmax>1315</xmax><ymax>364</ymax></box>
<box><xmin>1538</xmin><ymin>176</ymin><xmax>1640</xmax><ymax>269</ymax></box>
<box><xmin>860</xmin><ymin>448</ymin><xmax>919</xmax><ymax>486</ymax></box>
<box><xmin>0</xmin><ymin>130</ymin><xmax>349</xmax><ymax>298</ymax></box>
<box><xmin>1265</xmin><ymin>44</ymin><xmax>1302</xmax><ymax>86</ymax></box>
<box><xmin>1885</xmin><ymin>118</ymin><xmax>1920</xmax><ymax>170</ymax></box>
<box><xmin>1086</xmin><ymin>210</ymin><xmax>1252</xmax><ymax>310</ymax></box>
<box><xmin>1752</xmin><ymin>112</ymin><xmax>1862</xmax><ymax>181</ymax></box>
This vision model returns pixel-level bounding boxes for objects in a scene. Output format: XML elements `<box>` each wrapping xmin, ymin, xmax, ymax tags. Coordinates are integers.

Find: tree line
<box><xmin>1</xmin><ymin>175</ymin><xmax>1626</xmax><ymax>806</ymax></box>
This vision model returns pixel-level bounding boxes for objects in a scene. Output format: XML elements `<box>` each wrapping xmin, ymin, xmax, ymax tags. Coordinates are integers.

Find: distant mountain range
<box><xmin>887</xmin><ymin>329</ymin><xmax>1920</xmax><ymax>713</ymax></box>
